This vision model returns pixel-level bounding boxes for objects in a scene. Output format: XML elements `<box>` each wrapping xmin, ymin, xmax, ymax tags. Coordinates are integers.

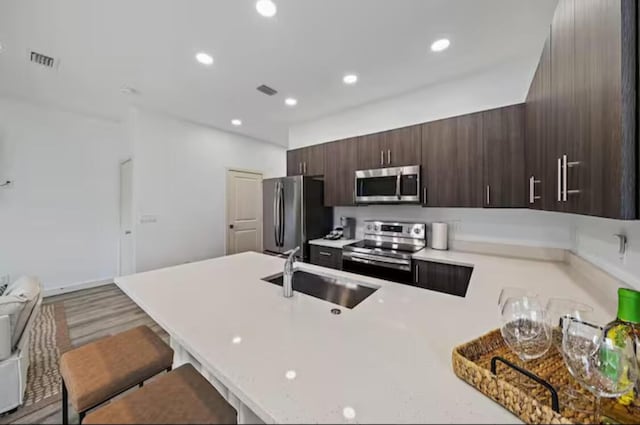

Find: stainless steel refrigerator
<box><xmin>263</xmin><ymin>176</ymin><xmax>333</xmax><ymax>260</ymax></box>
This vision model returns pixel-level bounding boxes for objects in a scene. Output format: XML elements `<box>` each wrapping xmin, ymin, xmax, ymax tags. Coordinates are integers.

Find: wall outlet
<box><xmin>139</xmin><ymin>214</ymin><xmax>158</xmax><ymax>224</ymax></box>
<box><xmin>0</xmin><ymin>274</ymin><xmax>10</xmax><ymax>286</ymax></box>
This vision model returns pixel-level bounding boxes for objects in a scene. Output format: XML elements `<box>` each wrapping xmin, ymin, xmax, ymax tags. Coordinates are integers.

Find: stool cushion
<box><xmin>60</xmin><ymin>325</ymin><xmax>173</xmax><ymax>412</ymax></box>
<box><xmin>83</xmin><ymin>364</ymin><xmax>238</xmax><ymax>425</ymax></box>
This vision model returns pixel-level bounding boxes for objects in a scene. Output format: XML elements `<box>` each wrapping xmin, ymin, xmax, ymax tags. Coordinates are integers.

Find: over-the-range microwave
<box><xmin>354</xmin><ymin>165</ymin><xmax>421</xmax><ymax>204</ymax></box>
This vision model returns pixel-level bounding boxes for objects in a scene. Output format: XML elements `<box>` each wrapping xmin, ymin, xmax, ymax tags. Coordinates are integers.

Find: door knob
<box><xmin>229</xmin><ymin>224</ymin><xmax>234</xmax><ymax>229</ymax></box>
<box><xmin>125</xmin><ymin>230</ymin><xmax>132</xmax><ymax>235</ymax></box>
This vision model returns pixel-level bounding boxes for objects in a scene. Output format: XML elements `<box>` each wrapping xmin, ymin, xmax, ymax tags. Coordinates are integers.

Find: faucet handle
<box><xmin>284</xmin><ymin>246</ymin><xmax>300</xmax><ymax>256</ymax></box>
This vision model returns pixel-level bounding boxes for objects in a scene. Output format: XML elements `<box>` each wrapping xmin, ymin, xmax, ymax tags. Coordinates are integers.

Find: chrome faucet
<box><xmin>283</xmin><ymin>246</ymin><xmax>300</xmax><ymax>298</ymax></box>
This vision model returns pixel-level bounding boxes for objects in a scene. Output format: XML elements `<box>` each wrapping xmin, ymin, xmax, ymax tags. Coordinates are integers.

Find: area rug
<box><xmin>0</xmin><ymin>302</ymin><xmax>71</xmax><ymax>423</ymax></box>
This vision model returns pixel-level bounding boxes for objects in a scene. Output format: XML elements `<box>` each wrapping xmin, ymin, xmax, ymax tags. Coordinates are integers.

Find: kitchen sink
<box><xmin>262</xmin><ymin>270</ymin><xmax>379</xmax><ymax>309</ymax></box>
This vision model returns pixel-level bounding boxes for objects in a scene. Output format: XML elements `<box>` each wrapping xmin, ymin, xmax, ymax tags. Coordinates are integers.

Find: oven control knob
<box><xmin>366</xmin><ymin>224</ymin><xmax>372</xmax><ymax>231</ymax></box>
<box><xmin>374</xmin><ymin>225</ymin><xmax>380</xmax><ymax>231</ymax></box>
<box><xmin>414</xmin><ymin>228</ymin><xmax>421</xmax><ymax>235</ymax></box>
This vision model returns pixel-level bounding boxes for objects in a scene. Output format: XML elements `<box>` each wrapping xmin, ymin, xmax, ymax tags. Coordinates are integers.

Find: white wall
<box><xmin>289</xmin><ymin>58</ymin><xmax>536</xmax><ymax>148</ymax></box>
<box><xmin>335</xmin><ymin>206</ymin><xmax>574</xmax><ymax>248</ymax></box>
<box><xmin>131</xmin><ymin>109</ymin><xmax>286</xmax><ymax>273</ymax></box>
<box><xmin>573</xmin><ymin>217</ymin><xmax>640</xmax><ymax>289</ymax></box>
<box><xmin>0</xmin><ymin>96</ymin><xmax>129</xmax><ymax>291</ymax></box>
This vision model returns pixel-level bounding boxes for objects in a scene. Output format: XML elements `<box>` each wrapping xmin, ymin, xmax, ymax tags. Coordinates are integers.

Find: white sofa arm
<box><xmin>0</xmin><ymin>315</ymin><xmax>10</xmax><ymax>361</ymax></box>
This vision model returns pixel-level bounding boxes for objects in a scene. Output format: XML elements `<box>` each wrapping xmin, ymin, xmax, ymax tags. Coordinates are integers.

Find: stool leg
<box><xmin>79</xmin><ymin>411</ymin><xmax>85</xmax><ymax>424</ymax></box>
<box><xmin>139</xmin><ymin>382</ymin><xmax>144</xmax><ymax>388</ymax></box>
<box><xmin>62</xmin><ymin>380</ymin><xmax>69</xmax><ymax>425</ymax></box>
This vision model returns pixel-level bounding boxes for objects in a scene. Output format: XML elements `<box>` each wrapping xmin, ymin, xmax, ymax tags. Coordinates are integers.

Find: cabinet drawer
<box><xmin>413</xmin><ymin>260</ymin><xmax>473</xmax><ymax>297</ymax></box>
<box><xmin>309</xmin><ymin>245</ymin><xmax>342</xmax><ymax>270</ymax></box>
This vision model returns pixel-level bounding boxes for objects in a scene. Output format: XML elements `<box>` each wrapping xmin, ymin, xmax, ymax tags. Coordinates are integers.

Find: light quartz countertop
<box><xmin>308</xmin><ymin>238</ymin><xmax>358</xmax><ymax>248</ymax></box>
<box><xmin>116</xmin><ymin>250</ymin><xmax>616</xmax><ymax>424</ymax></box>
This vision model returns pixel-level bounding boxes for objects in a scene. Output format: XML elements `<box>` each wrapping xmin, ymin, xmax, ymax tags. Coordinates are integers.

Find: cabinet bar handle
<box><xmin>303</xmin><ymin>162</ymin><xmax>307</xmax><ymax>174</ymax></box>
<box><xmin>486</xmin><ymin>185</ymin><xmax>491</xmax><ymax>205</ymax></box>
<box><xmin>529</xmin><ymin>176</ymin><xmax>541</xmax><ymax>204</ymax></box>
<box><xmin>557</xmin><ymin>158</ymin><xmax>562</xmax><ymax>202</ymax></box>
<box><xmin>566</xmin><ymin>159</ymin><xmax>581</xmax><ymax>197</ymax></box>
<box><xmin>562</xmin><ymin>155</ymin><xmax>568</xmax><ymax>202</ymax></box>
<box><xmin>299</xmin><ymin>162</ymin><xmax>302</xmax><ymax>174</ymax></box>
<box><xmin>380</xmin><ymin>150</ymin><xmax>384</xmax><ymax>166</ymax></box>
<box><xmin>387</xmin><ymin>149</ymin><xmax>391</xmax><ymax>165</ymax></box>
<box><xmin>414</xmin><ymin>263</ymin><xmax>419</xmax><ymax>283</ymax></box>
<box><xmin>319</xmin><ymin>251</ymin><xmax>332</xmax><ymax>257</ymax></box>
<box><xmin>423</xmin><ymin>187</ymin><xmax>427</xmax><ymax>205</ymax></box>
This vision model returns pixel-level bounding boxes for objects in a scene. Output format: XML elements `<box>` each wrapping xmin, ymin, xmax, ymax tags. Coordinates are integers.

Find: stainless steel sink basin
<box><xmin>262</xmin><ymin>270</ymin><xmax>379</xmax><ymax>309</ymax></box>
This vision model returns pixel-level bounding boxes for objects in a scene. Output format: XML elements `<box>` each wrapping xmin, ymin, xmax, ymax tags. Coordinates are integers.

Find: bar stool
<box><xmin>59</xmin><ymin>325</ymin><xmax>174</xmax><ymax>424</ymax></box>
<box><xmin>83</xmin><ymin>364</ymin><xmax>238</xmax><ymax>424</ymax></box>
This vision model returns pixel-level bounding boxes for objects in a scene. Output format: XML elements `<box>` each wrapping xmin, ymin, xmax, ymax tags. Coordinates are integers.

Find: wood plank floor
<box><xmin>5</xmin><ymin>284</ymin><xmax>167</xmax><ymax>425</ymax></box>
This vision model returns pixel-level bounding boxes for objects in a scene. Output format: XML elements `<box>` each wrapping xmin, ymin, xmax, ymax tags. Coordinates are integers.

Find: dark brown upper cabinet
<box><xmin>357</xmin><ymin>132</ymin><xmax>385</xmax><ymax>169</ymax></box>
<box><xmin>526</xmin><ymin>0</ymin><xmax>637</xmax><ymax>219</ymax></box>
<box><xmin>286</xmin><ymin>149</ymin><xmax>303</xmax><ymax>176</ymax></box>
<box><xmin>421</xmin><ymin>113</ymin><xmax>484</xmax><ymax>207</ymax></box>
<box><xmin>324</xmin><ymin>137</ymin><xmax>359</xmax><ymax>207</ymax></box>
<box><xmin>482</xmin><ymin>104</ymin><xmax>526</xmax><ymax>208</ymax></box>
<box><xmin>286</xmin><ymin>145</ymin><xmax>325</xmax><ymax>177</ymax></box>
<box><xmin>357</xmin><ymin>126</ymin><xmax>421</xmax><ymax>169</ymax></box>
<box><xmin>525</xmin><ymin>33</ymin><xmax>552</xmax><ymax>211</ymax></box>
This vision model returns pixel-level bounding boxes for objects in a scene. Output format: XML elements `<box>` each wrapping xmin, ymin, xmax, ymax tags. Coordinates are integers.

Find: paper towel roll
<box><xmin>430</xmin><ymin>222</ymin><xmax>448</xmax><ymax>250</ymax></box>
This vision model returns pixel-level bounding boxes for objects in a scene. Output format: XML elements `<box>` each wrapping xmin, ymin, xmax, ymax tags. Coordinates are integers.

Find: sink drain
<box><xmin>331</xmin><ymin>308</ymin><xmax>342</xmax><ymax>315</ymax></box>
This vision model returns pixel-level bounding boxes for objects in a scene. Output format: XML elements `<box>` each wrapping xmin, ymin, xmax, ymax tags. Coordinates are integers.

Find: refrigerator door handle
<box><xmin>273</xmin><ymin>182</ymin><xmax>280</xmax><ymax>247</ymax></box>
<box><xmin>279</xmin><ymin>182</ymin><xmax>285</xmax><ymax>247</ymax></box>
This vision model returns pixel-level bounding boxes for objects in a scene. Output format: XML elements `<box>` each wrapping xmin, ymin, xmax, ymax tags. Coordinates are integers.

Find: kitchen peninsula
<box><xmin>115</xmin><ymin>250</ymin><xmax>615</xmax><ymax>424</ymax></box>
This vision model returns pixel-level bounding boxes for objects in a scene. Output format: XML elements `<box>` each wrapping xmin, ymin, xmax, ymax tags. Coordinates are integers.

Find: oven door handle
<box><xmin>343</xmin><ymin>254</ymin><xmax>412</xmax><ymax>272</ymax></box>
<box><xmin>343</xmin><ymin>251</ymin><xmax>411</xmax><ymax>266</ymax></box>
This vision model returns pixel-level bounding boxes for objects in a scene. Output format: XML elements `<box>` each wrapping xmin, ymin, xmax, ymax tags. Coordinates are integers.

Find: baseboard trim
<box><xmin>43</xmin><ymin>278</ymin><xmax>113</xmax><ymax>297</ymax></box>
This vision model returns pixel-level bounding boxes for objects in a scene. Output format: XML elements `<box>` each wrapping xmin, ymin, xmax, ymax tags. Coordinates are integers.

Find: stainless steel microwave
<box><xmin>355</xmin><ymin>165</ymin><xmax>421</xmax><ymax>204</ymax></box>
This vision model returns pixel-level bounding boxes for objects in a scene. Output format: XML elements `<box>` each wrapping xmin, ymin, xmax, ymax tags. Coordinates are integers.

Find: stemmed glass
<box><xmin>499</xmin><ymin>293</ymin><xmax>552</xmax><ymax>388</ymax></box>
<box><xmin>562</xmin><ymin>317</ymin><xmax>638</xmax><ymax>423</ymax></box>
<box><xmin>545</xmin><ymin>298</ymin><xmax>594</xmax><ymax>409</ymax></box>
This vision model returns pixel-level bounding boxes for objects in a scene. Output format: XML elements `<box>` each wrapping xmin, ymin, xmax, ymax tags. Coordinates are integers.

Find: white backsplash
<box><xmin>334</xmin><ymin>206</ymin><xmax>574</xmax><ymax>248</ymax></box>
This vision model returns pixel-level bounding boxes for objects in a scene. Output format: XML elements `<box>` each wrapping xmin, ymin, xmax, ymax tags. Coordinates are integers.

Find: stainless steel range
<box><xmin>342</xmin><ymin>220</ymin><xmax>426</xmax><ymax>284</ymax></box>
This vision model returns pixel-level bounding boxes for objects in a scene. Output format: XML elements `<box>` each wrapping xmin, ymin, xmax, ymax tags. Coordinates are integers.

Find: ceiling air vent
<box><xmin>29</xmin><ymin>51</ymin><xmax>57</xmax><ymax>68</ymax></box>
<box><xmin>257</xmin><ymin>84</ymin><xmax>278</xmax><ymax>96</ymax></box>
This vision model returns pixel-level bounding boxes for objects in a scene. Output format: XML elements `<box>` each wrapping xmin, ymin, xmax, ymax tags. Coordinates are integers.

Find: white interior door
<box><xmin>119</xmin><ymin>159</ymin><xmax>134</xmax><ymax>275</ymax></box>
<box><xmin>226</xmin><ymin>170</ymin><xmax>263</xmax><ymax>255</ymax></box>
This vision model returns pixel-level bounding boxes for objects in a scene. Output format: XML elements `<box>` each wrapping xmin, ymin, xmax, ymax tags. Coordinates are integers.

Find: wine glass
<box><xmin>500</xmin><ymin>295</ymin><xmax>552</xmax><ymax>388</ymax></box>
<box><xmin>498</xmin><ymin>287</ymin><xmax>539</xmax><ymax>311</ymax></box>
<box><xmin>562</xmin><ymin>318</ymin><xmax>638</xmax><ymax>423</ymax></box>
<box><xmin>545</xmin><ymin>298</ymin><xmax>594</xmax><ymax>410</ymax></box>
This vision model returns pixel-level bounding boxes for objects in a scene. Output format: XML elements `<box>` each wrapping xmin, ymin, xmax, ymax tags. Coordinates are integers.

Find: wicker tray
<box><xmin>452</xmin><ymin>328</ymin><xmax>640</xmax><ymax>424</ymax></box>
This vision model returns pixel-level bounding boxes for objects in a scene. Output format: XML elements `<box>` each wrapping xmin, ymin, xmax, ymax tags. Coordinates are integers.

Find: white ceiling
<box><xmin>0</xmin><ymin>0</ymin><xmax>557</xmax><ymax>146</ymax></box>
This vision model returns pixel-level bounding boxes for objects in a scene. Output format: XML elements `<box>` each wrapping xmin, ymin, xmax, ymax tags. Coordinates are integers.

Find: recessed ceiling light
<box><xmin>285</xmin><ymin>97</ymin><xmax>298</xmax><ymax>107</ymax></box>
<box><xmin>343</xmin><ymin>407</ymin><xmax>356</xmax><ymax>420</ymax></box>
<box><xmin>430</xmin><ymin>38</ymin><xmax>450</xmax><ymax>52</ymax></box>
<box><xmin>343</xmin><ymin>74</ymin><xmax>358</xmax><ymax>85</ymax></box>
<box><xmin>285</xmin><ymin>370</ymin><xmax>297</xmax><ymax>380</ymax></box>
<box><xmin>195</xmin><ymin>52</ymin><xmax>214</xmax><ymax>66</ymax></box>
<box><xmin>232</xmin><ymin>336</ymin><xmax>242</xmax><ymax>344</ymax></box>
<box><xmin>231</xmin><ymin>119</ymin><xmax>243</xmax><ymax>126</ymax></box>
<box><xmin>256</xmin><ymin>0</ymin><xmax>277</xmax><ymax>17</ymax></box>
<box><xmin>0</xmin><ymin>42</ymin><xmax>4</xmax><ymax>52</ymax></box>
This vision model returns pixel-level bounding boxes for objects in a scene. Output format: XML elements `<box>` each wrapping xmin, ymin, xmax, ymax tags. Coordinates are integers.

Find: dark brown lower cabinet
<box><xmin>309</xmin><ymin>245</ymin><xmax>342</xmax><ymax>270</ymax></box>
<box><xmin>412</xmin><ymin>260</ymin><xmax>473</xmax><ymax>298</ymax></box>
